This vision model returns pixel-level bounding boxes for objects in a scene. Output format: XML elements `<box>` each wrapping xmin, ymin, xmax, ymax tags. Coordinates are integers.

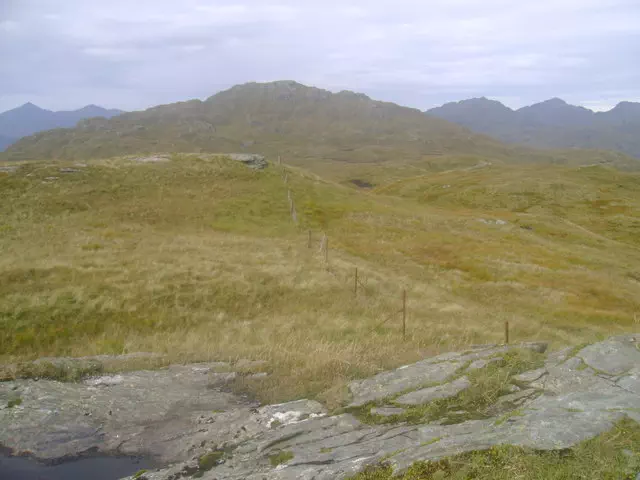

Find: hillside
<box><xmin>427</xmin><ymin>97</ymin><xmax>640</xmax><ymax>158</ymax></box>
<box><xmin>5</xmin><ymin>81</ymin><xmax>635</xmax><ymax>174</ymax></box>
<box><xmin>0</xmin><ymin>103</ymin><xmax>123</xmax><ymax>151</ymax></box>
<box><xmin>1</xmin><ymin>154</ymin><xmax>640</xmax><ymax>407</ymax></box>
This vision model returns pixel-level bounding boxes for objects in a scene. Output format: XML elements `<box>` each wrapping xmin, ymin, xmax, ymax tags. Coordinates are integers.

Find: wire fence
<box><xmin>277</xmin><ymin>157</ymin><xmax>512</xmax><ymax>345</ymax></box>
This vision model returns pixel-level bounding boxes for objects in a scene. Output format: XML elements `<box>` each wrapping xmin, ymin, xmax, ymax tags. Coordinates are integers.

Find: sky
<box><xmin>1</xmin><ymin>0</ymin><xmax>639</xmax><ymax>114</ymax></box>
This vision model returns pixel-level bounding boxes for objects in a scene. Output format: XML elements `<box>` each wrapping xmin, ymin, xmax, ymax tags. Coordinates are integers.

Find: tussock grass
<box><xmin>1</xmin><ymin>155</ymin><xmax>639</xmax><ymax>405</ymax></box>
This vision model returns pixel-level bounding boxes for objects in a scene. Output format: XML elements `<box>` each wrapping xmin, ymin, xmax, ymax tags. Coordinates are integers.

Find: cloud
<box><xmin>0</xmin><ymin>0</ymin><xmax>639</xmax><ymax>112</ymax></box>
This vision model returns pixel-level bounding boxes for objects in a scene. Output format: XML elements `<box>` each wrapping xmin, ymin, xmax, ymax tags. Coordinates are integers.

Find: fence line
<box><xmin>276</xmin><ymin>155</ymin><xmax>519</xmax><ymax>345</ymax></box>
<box><xmin>278</xmin><ymin>156</ymin><xmax>408</xmax><ymax>339</ymax></box>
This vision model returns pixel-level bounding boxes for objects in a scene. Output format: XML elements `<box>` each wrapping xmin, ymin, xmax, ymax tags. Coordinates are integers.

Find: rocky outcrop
<box><xmin>1</xmin><ymin>335</ymin><xmax>639</xmax><ymax>480</ymax></box>
<box><xmin>347</xmin><ymin>342</ymin><xmax>546</xmax><ymax>407</ymax></box>
<box><xmin>227</xmin><ymin>153</ymin><xmax>267</xmax><ymax>170</ymax></box>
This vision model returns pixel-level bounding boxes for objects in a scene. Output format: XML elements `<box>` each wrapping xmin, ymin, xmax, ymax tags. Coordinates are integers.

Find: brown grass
<box><xmin>1</xmin><ymin>155</ymin><xmax>639</xmax><ymax>406</ymax></box>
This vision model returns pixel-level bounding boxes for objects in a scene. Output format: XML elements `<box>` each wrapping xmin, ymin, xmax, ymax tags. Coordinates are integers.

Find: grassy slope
<box><xmin>1</xmin><ymin>155</ymin><xmax>640</xmax><ymax>406</ymax></box>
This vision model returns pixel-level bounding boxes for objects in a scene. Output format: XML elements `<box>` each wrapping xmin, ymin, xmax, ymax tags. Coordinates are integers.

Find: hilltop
<box><xmin>427</xmin><ymin>97</ymin><xmax>640</xmax><ymax>158</ymax></box>
<box><xmin>0</xmin><ymin>103</ymin><xmax>123</xmax><ymax>151</ymax></box>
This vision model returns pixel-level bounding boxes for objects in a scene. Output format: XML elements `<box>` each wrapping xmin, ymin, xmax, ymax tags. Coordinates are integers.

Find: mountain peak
<box><xmin>0</xmin><ymin>102</ymin><xmax>124</xmax><ymax>142</ymax></box>
<box><xmin>610</xmin><ymin>101</ymin><xmax>640</xmax><ymax>112</ymax></box>
<box><xmin>542</xmin><ymin>97</ymin><xmax>569</xmax><ymax>106</ymax></box>
<box><xmin>18</xmin><ymin>102</ymin><xmax>45</xmax><ymax>112</ymax></box>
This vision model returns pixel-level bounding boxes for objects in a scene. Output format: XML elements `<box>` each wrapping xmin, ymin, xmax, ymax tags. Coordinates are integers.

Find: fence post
<box><xmin>284</xmin><ymin>173</ymin><xmax>288</xmax><ymax>184</ymax></box>
<box><xmin>505</xmin><ymin>321</ymin><xmax>509</xmax><ymax>344</ymax></box>
<box><xmin>324</xmin><ymin>235</ymin><xmax>329</xmax><ymax>264</ymax></box>
<box><xmin>354</xmin><ymin>268</ymin><xmax>358</xmax><ymax>296</ymax></box>
<box><xmin>291</xmin><ymin>200</ymin><xmax>298</xmax><ymax>223</ymax></box>
<box><xmin>402</xmin><ymin>290</ymin><xmax>407</xmax><ymax>340</ymax></box>
<box><xmin>278</xmin><ymin>155</ymin><xmax>282</xmax><ymax>165</ymax></box>
<box><xmin>307</xmin><ymin>230</ymin><xmax>312</xmax><ymax>248</ymax></box>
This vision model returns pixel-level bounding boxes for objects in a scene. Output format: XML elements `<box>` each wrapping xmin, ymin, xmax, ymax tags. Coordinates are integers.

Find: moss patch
<box><xmin>269</xmin><ymin>450</ymin><xmax>294</xmax><ymax>467</ymax></box>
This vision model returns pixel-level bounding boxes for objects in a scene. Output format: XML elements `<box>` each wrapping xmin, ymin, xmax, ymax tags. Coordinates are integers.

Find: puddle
<box><xmin>0</xmin><ymin>454</ymin><xmax>157</xmax><ymax>480</ymax></box>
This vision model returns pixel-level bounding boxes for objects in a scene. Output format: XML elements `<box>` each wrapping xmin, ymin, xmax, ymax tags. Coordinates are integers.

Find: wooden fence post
<box><xmin>354</xmin><ymin>268</ymin><xmax>358</xmax><ymax>296</ymax></box>
<box><xmin>505</xmin><ymin>321</ymin><xmax>509</xmax><ymax>344</ymax></box>
<box><xmin>278</xmin><ymin>155</ymin><xmax>282</xmax><ymax>165</ymax></box>
<box><xmin>324</xmin><ymin>235</ymin><xmax>329</xmax><ymax>264</ymax></box>
<box><xmin>402</xmin><ymin>290</ymin><xmax>407</xmax><ymax>340</ymax></box>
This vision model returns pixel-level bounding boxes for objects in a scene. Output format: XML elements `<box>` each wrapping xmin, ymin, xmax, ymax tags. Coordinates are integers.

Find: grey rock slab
<box><xmin>617</xmin><ymin>368</ymin><xmax>640</xmax><ymax>394</ymax></box>
<box><xmin>513</xmin><ymin>368</ymin><xmax>548</xmax><ymax>384</ymax></box>
<box><xmin>371</xmin><ymin>407</ymin><xmax>405</xmax><ymax>417</ymax></box>
<box><xmin>348</xmin><ymin>360</ymin><xmax>463</xmax><ymax>407</ymax></box>
<box><xmin>347</xmin><ymin>343</ymin><xmax>545</xmax><ymax>407</ymax></box>
<box><xmin>135</xmin><ymin>335</ymin><xmax>637</xmax><ymax>479</ymax></box>
<box><xmin>466</xmin><ymin>357</ymin><xmax>502</xmax><ymax>371</ymax></box>
<box><xmin>396</xmin><ymin>376</ymin><xmax>471</xmax><ymax>406</ymax></box>
<box><xmin>391</xmin><ymin>408</ymin><xmax>626</xmax><ymax>474</ymax></box>
<box><xmin>577</xmin><ymin>334</ymin><xmax>640</xmax><ymax>375</ymax></box>
<box><xmin>3</xmin><ymin>335</ymin><xmax>639</xmax><ymax>480</ymax></box>
<box><xmin>486</xmin><ymin>388</ymin><xmax>540</xmax><ymax>415</ymax></box>
<box><xmin>545</xmin><ymin>346</ymin><xmax>573</xmax><ymax>366</ymax></box>
<box><xmin>0</xmin><ymin>363</ymin><xmax>254</xmax><ymax>463</ymax></box>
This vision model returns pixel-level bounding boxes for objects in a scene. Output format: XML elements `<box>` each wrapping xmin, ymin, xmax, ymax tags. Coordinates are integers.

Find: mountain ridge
<box><xmin>0</xmin><ymin>103</ymin><xmax>123</xmax><ymax>151</ymax></box>
<box><xmin>1</xmin><ymin>81</ymin><xmax>511</xmax><ymax>163</ymax></box>
<box><xmin>427</xmin><ymin>97</ymin><xmax>640</xmax><ymax>157</ymax></box>
<box><xmin>3</xmin><ymin>81</ymin><xmax>636</xmax><ymax>171</ymax></box>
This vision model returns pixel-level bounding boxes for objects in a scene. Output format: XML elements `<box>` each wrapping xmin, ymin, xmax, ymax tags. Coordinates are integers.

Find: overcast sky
<box><xmin>1</xmin><ymin>0</ymin><xmax>639</xmax><ymax>113</ymax></box>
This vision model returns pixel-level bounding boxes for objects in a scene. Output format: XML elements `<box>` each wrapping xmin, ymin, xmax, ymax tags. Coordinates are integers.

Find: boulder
<box><xmin>227</xmin><ymin>153</ymin><xmax>268</xmax><ymax>170</ymax></box>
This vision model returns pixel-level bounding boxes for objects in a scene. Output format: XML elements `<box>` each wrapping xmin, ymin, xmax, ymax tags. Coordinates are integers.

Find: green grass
<box><xmin>198</xmin><ymin>451</ymin><xmax>225</xmax><ymax>470</ymax></box>
<box><xmin>0</xmin><ymin>155</ymin><xmax>639</xmax><ymax>406</ymax></box>
<box><xmin>269</xmin><ymin>450</ymin><xmax>294</xmax><ymax>466</ymax></box>
<box><xmin>348</xmin><ymin>418</ymin><xmax>640</xmax><ymax>479</ymax></box>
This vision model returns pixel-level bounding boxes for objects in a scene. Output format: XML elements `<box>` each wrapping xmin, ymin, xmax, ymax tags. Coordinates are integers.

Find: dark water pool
<box><xmin>0</xmin><ymin>454</ymin><xmax>158</xmax><ymax>480</ymax></box>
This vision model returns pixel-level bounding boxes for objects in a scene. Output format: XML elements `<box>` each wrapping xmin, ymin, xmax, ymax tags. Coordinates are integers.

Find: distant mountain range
<box><xmin>1</xmin><ymin>81</ymin><xmax>636</xmax><ymax>170</ymax></box>
<box><xmin>0</xmin><ymin>103</ymin><xmax>123</xmax><ymax>151</ymax></box>
<box><xmin>427</xmin><ymin>98</ymin><xmax>640</xmax><ymax>158</ymax></box>
<box><xmin>1</xmin><ymin>81</ymin><xmax>511</xmax><ymax>163</ymax></box>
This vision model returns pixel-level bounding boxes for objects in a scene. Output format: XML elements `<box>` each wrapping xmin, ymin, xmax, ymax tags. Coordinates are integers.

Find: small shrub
<box><xmin>7</xmin><ymin>397</ymin><xmax>22</xmax><ymax>408</ymax></box>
